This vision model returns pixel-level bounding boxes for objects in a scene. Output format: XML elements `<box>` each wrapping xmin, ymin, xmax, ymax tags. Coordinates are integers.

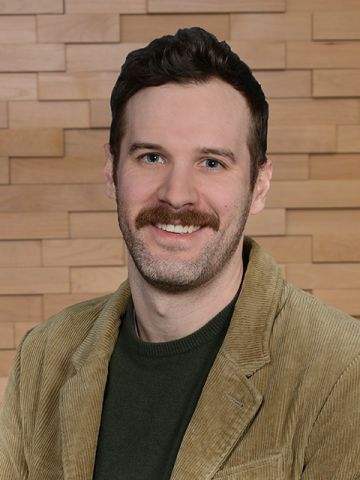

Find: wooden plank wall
<box><xmin>1</xmin><ymin>0</ymin><xmax>360</xmax><ymax>401</ymax></box>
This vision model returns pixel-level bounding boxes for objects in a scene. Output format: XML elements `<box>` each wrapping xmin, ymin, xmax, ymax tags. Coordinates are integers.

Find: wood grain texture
<box><xmin>313</xmin><ymin>234</ymin><xmax>360</xmax><ymax>262</ymax></box>
<box><xmin>254</xmin><ymin>235</ymin><xmax>312</xmax><ymax>263</ymax></box>
<box><xmin>0</xmin><ymin>296</ymin><xmax>42</xmax><ymax>323</ymax></box>
<box><xmin>65</xmin><ymin>129</ymin><xmax>109</xmax><ymax>157</ymax></box>
<box><xmin>0</xmin><ymin>324</ymin><xmax>14</xmax><ymax>349</ymax></box>
<box><xmin>0</xmin><ymin>16</ymin><xmax>36</xmax><ymax>43</ymax></box>
<box><xmin>338</xmin><ymin>126</ymin><xmax>360</xmax><ymax>153</ymax></box>
<box><xmin>313</xmin><ymin>11</ymin><xmax>360</xmax><ymax>40</ymax></box>
<box><xmin>0</xmin><ymin>102</ymin><xmax>7</xmax><ymax>128</ymax></box>
<box><xmin>310</xmin><ymin>154</ymin><xmax>360</xmax><ymax>180</ymax></box>
<box><xmin>231</xmin><ymin>13</ymin><xmax>311</xmax><ymax>40</ymax></box>
<box><xmin>0</xmin><ymin>157</ymin><xmax>9</xmax><ymax>184</ymax></box>
<box><xmin>254</xmin><ymin>70</ymin><xmax>312</xmax><ymax>98</ymax></box>
<box><xmin>287</xmin><ymin>42</ymin><xmax>360</xmax><ymax>69</ymax></box>
<box><xmin>120</xmin><ymin>14</ymin><xmax>229</xmax><ymax>42</ymax></box>
<box><xmin>0</xmin><ymin>74</ymin><xmax>37</xmax><ymax>100</ymax></box>
<box><xmin>268</xmin><ymin>125</ymin><xmax>336</xmax><ymax>153</ymax></box>
<box><xmin>244</xmin><ymin>209</ymin><xmax>286</xmax><ymax>235</ymax></box>
<box><xmin>287</xmin><ymin>263</ymin><xmax>360</xmax><ymax>289</ymax></box>
<box><xmin>0</xmin><ymin>44</ymin><xmax>65</xmax><ymax>72</ymax></box>
<box><xmin>229</xmin><ymin>41</ymin><xmax>285</xmax><ymax>69</ymax></box>
<box><xmin>287</xmin><ymin>209</ymin><xmax>360</xmax><ymax>235</ymax></box>
<box><xmin>65</xmin><ymin>0</ymin><xmax>146</xmax><ymax>13</ymax></box>
<box><xmin>0</xmin><ymin>267</ymin><xmax>70</xmax><ymax>294</ymax></box>
<box><xmin>0</xmin><ymin>0</ymin><xmax>63</xmax><ymax>13</ymax></box>
<box><xmin>287</xmin><ymin>0</ymin><xmax>360</xmax><ymax>11</ymax></box>
<box><xmin>0</xmin><ymin>351</ymin><xmax>16</xmax><ymax>377</ymax></box>
<box><xmin>70</xmin><ymin>212</ymin><xmax>120</xmax><ymax>238</ymax></box>
<box><xmin>148</xmin><ymin>0</ymin><xmax>285</xmax><ymax>13</ymax></box>
<box><xmin>0</xmin><ymin>241</ymin><xmax>41</xmax><ymax>267</ymax></box>
<box><xmin>270</xmin><ymin>154</ymin><xmax>309</xmax><ymax>180</ymax></box>
<box><xmin>37</xmin><ymin>14</ymin><xmax>120</xmax><ymax>43</ymax></box>
<box><xmin>313</xmin><ymin>69</ymin><xmax>360</xmax><ymax>97</ymax></box>
<box><xmin>0</xmin><ymin>129</ymin><xmax>63</xmax><ymax>157</ymax></box>
<box><xmin>313</xmin><ymin>289</ymin><xmax>360</xmax><ymax>317</ymax></box>
<box><xmin>90</xmin><ymin>99</ymin><xmax>111</xmax><ymax>127</ymax></box>
<box><xmin>71</xmin><ymin>266</ymin><xmax>128</xmax><ymax>293</ymax></box>
<box><xmin>0</xmin><ymin>212</ymin><xmax>68</xmax><ymax>239</ymax></box>
<box><xmin>43</xmin><ymin>293</ymin><xmax>104</xmax><ymax>318</ymax></box>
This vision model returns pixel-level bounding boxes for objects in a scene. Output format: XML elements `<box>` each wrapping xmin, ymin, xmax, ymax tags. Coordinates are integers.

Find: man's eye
<box><xmin>203</xmin><ymin>159</ymin><xmax>223</xmax><ymax>169</ymax></box>
<box><xmin>142</xmin><ymin>153</ymin><xmax>163</xmax><ymax>164</ymax></box>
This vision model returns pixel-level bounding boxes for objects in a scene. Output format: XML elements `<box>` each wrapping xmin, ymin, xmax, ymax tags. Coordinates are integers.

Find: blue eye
<box><xmin>142</xmin><ymin>153</ymin><xmax>163</xmax><ymax>164</ymax></box>
<box><xmin>204</xmin><ymin>159</ymin><xmax>222</xmax><ymax>169</ymax></box>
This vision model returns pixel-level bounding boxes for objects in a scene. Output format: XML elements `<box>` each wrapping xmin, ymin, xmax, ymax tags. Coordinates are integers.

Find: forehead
<box><xmin>123</xmin><ymin>78</ymin><xmax>251</xmax><ymax>148</ymax></box>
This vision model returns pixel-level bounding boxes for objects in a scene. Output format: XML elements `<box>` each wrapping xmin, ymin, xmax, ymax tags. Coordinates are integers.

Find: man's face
<box><xmin>111</xmin><ymin>78</ymin><xmax>269</xmax><ymax>292</ymax></box>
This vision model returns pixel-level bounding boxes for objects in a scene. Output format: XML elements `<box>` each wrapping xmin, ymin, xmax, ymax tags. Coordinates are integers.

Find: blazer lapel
<box><xmin>59</xmin><ymin>283</ymin><xmax>131</xmax><ymax>480</ymax></box>
<box><xmin>171</xmin><ymin>351</ymin><xmax>263</xmax><ymax>480</ymax></box>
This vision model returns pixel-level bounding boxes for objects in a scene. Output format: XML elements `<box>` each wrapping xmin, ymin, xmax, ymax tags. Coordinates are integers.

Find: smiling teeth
<box><xmin>155</xmin><ymin>223</ymin><xmax>201</xmax><ymax>234</ymax></box>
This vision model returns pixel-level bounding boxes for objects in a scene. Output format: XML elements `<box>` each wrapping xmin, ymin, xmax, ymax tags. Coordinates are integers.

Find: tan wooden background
<box><xmin>0</xmin><ymin>0</ymin><xmax>360</xmax><ymax>400</ymax></box>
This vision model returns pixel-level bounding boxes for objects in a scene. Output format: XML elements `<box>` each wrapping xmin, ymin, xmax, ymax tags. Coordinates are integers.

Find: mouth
<box><xmin>154</xmin><ymin>223</ymin><xmax>202</xmax><ymax>234</ymax></box>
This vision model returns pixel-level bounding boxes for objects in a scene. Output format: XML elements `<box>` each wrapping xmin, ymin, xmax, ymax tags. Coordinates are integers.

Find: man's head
<box><xmin>109</xmin><ymin>27</ymin><xmax>268</xmax><ymax>191</ymax></box>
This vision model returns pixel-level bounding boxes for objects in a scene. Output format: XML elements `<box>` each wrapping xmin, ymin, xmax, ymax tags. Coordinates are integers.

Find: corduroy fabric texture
<box><xmin>1</xmin><ymin>237</ymin><xmax>360</xmax><ymax>479</ymax></box>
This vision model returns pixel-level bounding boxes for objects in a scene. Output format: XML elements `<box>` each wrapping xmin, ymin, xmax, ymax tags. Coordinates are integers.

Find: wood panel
<box><xmin>42</xmin><ymin>239</ymin><xmax>125</xmax><ymax>266</ymax></box>
<box><xmin>268</xmin><ymin>126</ymin><xmax>336</xmax><ymax>153</ymax></box>
<box><xmin>0</xmin><ymin>101</ymin><xmax>7</xmax><ymax>128</ymax></box>
<box><xmin>90</xmin><ymin>99</ymin><xmax>111</xmax><ymax>127</ymax></box>
<box><xmin>244</xmin><ymin>209</ymin><xmax>286</xmax><ymax>235</ymax></box>
<box><xmin>287</xmin><ymin>42</ymin><xmax>360</xmax><ymax>69</ymax></box>
<box><xmin>313</xmin><ymin>235</ymin><xmax>360</xmax><ymax>262</ymax></box>
<box><xmin>71</xmin><ymin>266</ymin><xmax>128</xmax><ymax>292</ymax></box>
<box><xmin>0</xmin><ymin>0</ymin><xmax>63</xmax><ymax>14</ymax></box>
<box><xmin>268</xmin><ymin>180</ymin><xmax>360</xmax><ymax>208</ymax></box>
<box><xmin>338</xmin><ymin>126</ymin><xmax>360</xmax><ymax>153</ymax></box>
<box><xmin>287</xmin><ymin>0</ymin><xmax>360</xmax><ymax>11</ymax></box>
<box><xmin>0</xmin><ymin>351</ymin><xmax>16</xmax><ymax>377</ymax></box>
<box><xmin>0</xmin><ymin>16</ymin><xmax>36</xmax><ymax>43</ymax></box>
<box><xmin>9</xmin><ymin>101</ymin><xmax>90</xmax><ymax>128</ymax></box>
<box><xmin>0</xmin><ymin>157</ymin><xmax>9</xmax><ymax>184</ymax></box>
<box><xmin>0</xmin><ymin>44</ymin><xmax>65</xmax><ymax>72</ymax></box>
<box><xmin>0</xmin><ymin>74</ymin><xmax>37</xmax><ymax>100</ymax></box>
<box><xmin>0</xmin><ymin>267</ymin><xmax>69</xmax><ymax>294</ymax></box>
<box><xmin>287</xmin><ymin>263</ymin><xmax>360</xmax><ymax>289</ymax></box>
<box><xmin>148</xmin><ymin>0</ymin><xmax>285</xmax><ymax>13</ymax></box>
<box><xmin>231</xmin><ymin>13</ymin><xmax>311</xmax><ymax>40</ymax></box>
<box><xmin>0</xmin><ymin>241</ymin><xmax>41</xmax><ymax>267</ymax></box>
<box><xmin>65</xmin><ymin>0</ymin><xmax>146</xmax><ymax>13</ymax></box>
<box><xmin>0</xmin><ymin>296</ymin><xmax>42</xmax><ymax>323</ymax></box>
<box><xmin>229</xmin><ymin>41</ymin><xmax>285</xmax><ymax>69</ymax></box>
<box><xmin>313</xmin><ymin>69</ymin><xmax>360</xmax><ymax>97</ymax></box>
<box><xmin>11</xmin><ymin>157</ymin><xmax>103</xmax><ymax>184</ymax></box>
<box><xmin>37</xmin><ymin>14</ymin><xmax>120</xmax><ymax>43</ymax></box>
<box><xmin>0</xmin><ymin>129</ymin><xmax>63</xmax><ymax>157</ymax></box>
<box><xmin>120</xmin><ymin>14</ymin><xmax>229</xmax><ymax>42</ymax></box>
<box><xmin>43</xmin><ymin>293</ymin><xmax>105</xmax><ymax>318</ymax></box>
<box><xmin>65</xmin><ymin>129</ymin><xmax>109</xmax><ymax>157</ymax></box>
<box><xmin>0</xmin><ymin>324</ymin><xmax>15</xmax><ymax>349</ymax></box>
<box><xmin>286</xmin><ymin>209</ymin><xmax>360</xmax><ymax>235</ymax></box>
<box><xmin>270</xmin><ymin>154</ymin><xmax>309</xmax><ymax>180</ymax></box>
<box><xmin>254</xmin><ymin>70</ymin><xmax>312</xmax><ymax>98</ymax></box>
<box><xmin>254</xmin><ymin>235</ymin><xmax>312</xmax><ymax>263</ymax></box>
<box><xmin>314</xmin><ymin>11</ymin><xmax>360</xmax><ymax>39</ymax></box>
<box><xmin>310</xmin><ymin>154</ymin><xmax>360</xmax><ymax>180</ymax></box>
<box><xmin>70</xmin><ymin>212</ymin><xmax>120</xmax><ymax>238</ymax></box>
<box><xmin>38</xmin><ymin>72</ymin><xmax>118</xmax><ymax>100</ymax></box>
<box><xmin>0</xmin><ymin>185</ymin><xmax>114</xmax><ymax>212</ymax></box>
<box><xmin>313</xmin><ymin>289</ymin><xmax>360</xmax><ymax>317</ymax></box>
<box><xmin>0</xmin><ymin>212</ymin><xmax>68</xmax><ymax>239</ymax></box>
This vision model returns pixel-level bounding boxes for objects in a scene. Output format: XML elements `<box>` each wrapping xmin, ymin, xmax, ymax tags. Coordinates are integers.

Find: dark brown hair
<box><xmin>109</xmin><ymin>27</ymin><xmax>268</xmax><ymax>189</ymax></box>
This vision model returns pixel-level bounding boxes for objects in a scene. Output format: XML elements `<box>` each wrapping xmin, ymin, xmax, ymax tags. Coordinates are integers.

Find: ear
<box><xmin>103</xmin><ymin>143</ymin><xmax>116</xmax><ymax>199</ymax></box>
<box><xmin>249</xmin><ymin>159</ymin><xmax>272</xmax><ymax>215</ymax></box>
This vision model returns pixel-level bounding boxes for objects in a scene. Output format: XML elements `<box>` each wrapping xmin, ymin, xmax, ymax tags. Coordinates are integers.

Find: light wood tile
<box><xmin>38</xmin><ymin>72</ymin><xmax>118</xmax><ymax>100</ymax></box>
<box><xmin>0</xmin><ymin>267</ymin><xmax>69</xmax><ymax>294</ymax></box>
<box><xmin>229</xmin><ymin>41</ymin><xmax>285</xmax><ymax>69</ymax></box>
<box><xmin>0</xmin><ymin>44</ymin><xmax>65</xmax><ymax>72</ymax></box>
<box><xmin>338</xmin><ymin>126</ymin><xmax>360</xmax><ymax>153</ymax></box>
<box><xmin>0</xmin><ymin>185</ymin><xmax>114</xmax><ymax>212</ymax></box>
<box><xmin>71</xmin><ymin>266</ymin><xmax>128</xmax><ymax>293</ymax></box>
<box><xmin>0</xmin><ymin>16</ymin><xmax>36</xmax><ymax>43</ymax></box>
<box><xmin>0</xmin><ymin>324</ymin><xmax>14</xmax><ymax>349</ymax></box>
<box><xmin>313</xmin><ymin>289</ymin><xmax>360</xmax><ymax>317</ymax></box>
<box><xmin>269</xmin><ymin>180</ymin><xmax>360</xmax><ymax>208</ymax></box>
<box><xmin>65</xmin><ymin>129</ymin><xmax>109</xmax><ymax>157</ymax></box>
<box><xmin>0</xmin><ymin>241</ymin><xmax>41</xmax><ymax>267</ymax></box>
<box><xmin>270</xmin><ymin>154</ymin><xmax>309</xmax><ymax>180</ymax></box>
<box><xmin>287</xmin><ymin>42</ymin><xmax>360</xmax><ymax>69</ymax></box>
<box><xmin>43</xmin><ymin>293</ymin><xmax>106</xmax><ymax>318</ymax></box>
<box><xmin>287</xmin><ymin>209</ymin><xmax>360</xmax><ymax>235</ymax></box>
<box><xmin>287</xmin><ymin>263</ymin><xmax>360</xmax><ymax>289</ymax></box>
<box><xmin>0</xmin><ymin>351</ymin><xmax>16</xmax><ymax>376</ymax></box>
<box><xmin>0</xmin><ymin>102</ymin><xmax>7</xmax><ymax>128</ymax></box>
<box><xmin>254</xmin><ymin>70</ymin><xmax>311</xmax><ymax>98</ymax></box>
<box><xmin>0</xmin><ymin>212</ymin><xmax>68</xmax><ymax>240</ymax></box>
<box><xmin>0</xmin><ymin>129</ymin><xmax>63</xmax><ymax>157</ymax></box>
<box><xmin>313</xmin><ymin>69</ymin><xmax>360</xmax><ymax>97</ymax></box>
<box><xmin>0</xmin><ymin>157</ymin><xmax>9</xmax><ymax>184</ymax></box>
<box><xmin>254</xmin><ymin>235</ymin><xmax>312</xmax><ymax>263</ymax></box>
<box><xmin>37</xmin><ymin>14</ymin><xmax>120</xmax><ymax>43</ymax></box>
<box><xmin>310</xmin><ymin>154</ymin><xmax>360</xmax><ymax>180</ymax></box>
<box><xmin>0</xmin><ymin>74</ymin><xmax>37</xmax><ymax>101</ymax></box>
<box><xmin>313</xmin><ymin>234</ymin><xmax>360</xmax><ymax>262</ymax></box>
<box><xmin>90</xmin><ymin>99</ymin><xmax>111</xmax><ymax>127</ymax></box>
<box><xmin>313</xmin><ymin>11</ymin><xmax>360</xmax><ymax>40</ymax></box>
<box><xmin>65</xmin><ymin>0</ymin><xmax>146</xmax><ymax>13</ymax></box>
<box><xmin>43</xmin><ymin>239</ymin><xmax>125</xmax><ymax>266</ymax></box>
<box><xmin>11</xmin><ymin>157</ymin><xmax>103</xmax><ymax>184</ymax></box>
<box><xmin>9</xmin><ymin>101</ymin><xmax>90</xmax><ymax>128</ymax></box>
<box><xmin>66</xmin><ymin>43</ymin><xmax>144</xmax><ymax>72</ymax></box>
<box><xmin>0</xmin><ymin>296</ymin><xmax>42</xmax><ymax>323</ymax></box>
<box><xmin>287</xmin><ymin>0</ymin><xmax>360</xmax><ymax>11</ymax></box>
<box><xmin>268</xmin><ymin>126</ymin><xmax>336</xmax><ymax>153</ymax></box>
<box><xmin>148</xmin><ymin>0</ymin><xmax>285</xmax><ymax>13</ymax></box>
<box><xmin>0</xmin><ymin>0</ymin><xmax>63</xmax><ymax>13</ymax></box>
<box><xmin>121</xmin><ymin>14</ymin><xmax>229</xmax><ymax>42</ymax></box>
<box><xmin>70</xmin><ymin>212</ymin><xmax>120</xmax><ymax>238</ymax></box>
<box><xmin>231</xmin><ymin>13</ymin><xmax>311</xmax><ymax>40</ymax></box>
<box><xmin>245</xmin><ymin>209</ymin><xmax>286</xmax><ymax>235</ymax></box>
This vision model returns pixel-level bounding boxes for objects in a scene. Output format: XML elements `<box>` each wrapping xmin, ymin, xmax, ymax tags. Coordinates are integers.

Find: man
<box><xmin>1</xmin><ymin>28</ymin><xmax>360</xmax><ymax>479</ymax></box>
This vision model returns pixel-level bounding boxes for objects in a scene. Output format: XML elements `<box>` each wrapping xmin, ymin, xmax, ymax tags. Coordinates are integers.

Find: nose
<box><xmin>157</xmin><ymin>162</ymin><xmax>199</xmax><ymax>209</ymax></box>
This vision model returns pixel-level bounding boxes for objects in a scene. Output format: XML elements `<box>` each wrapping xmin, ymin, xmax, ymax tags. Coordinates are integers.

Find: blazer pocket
<box><xmin>213</xmin><ymin>453</ymin><xmax>284</xmax><ymax>480</ymax></box>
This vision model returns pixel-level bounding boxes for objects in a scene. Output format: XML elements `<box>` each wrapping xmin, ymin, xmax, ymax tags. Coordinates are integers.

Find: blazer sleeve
<box><xmin>301</xmin><ymin>353</ymin><xmax>360</xmax><ymax>479</ymax></box>
<box><xmin>0</xmin><ymin>336</ymin><xmax>30</xmax><ymax>480</ymax></box>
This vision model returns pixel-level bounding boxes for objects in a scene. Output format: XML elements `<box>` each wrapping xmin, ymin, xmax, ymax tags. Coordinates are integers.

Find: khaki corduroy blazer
<box><xmin>1</xmin><ymin>238</ymin><xmax>360</xmax><ymax>479</ymax></box>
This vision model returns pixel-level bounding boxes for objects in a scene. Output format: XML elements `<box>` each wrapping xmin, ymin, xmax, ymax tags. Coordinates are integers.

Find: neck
<box><xmin>128</xmin><ymin>240</ymin><xmax>244</xmax><ymax>342</ymax></box>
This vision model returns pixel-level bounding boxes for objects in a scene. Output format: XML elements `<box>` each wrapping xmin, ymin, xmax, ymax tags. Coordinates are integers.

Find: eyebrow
<box><xmin>128</xmin><ymin>142</ymin><xmax>163</xmax><ymax>155</ymax></box>
<box><xmin>200</xmin><ymin>147</ymin><xmax>236</xmax><ymax>164</ymax></box>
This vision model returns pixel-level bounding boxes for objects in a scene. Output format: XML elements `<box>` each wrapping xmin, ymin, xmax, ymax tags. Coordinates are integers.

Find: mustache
<box><xmin>135</xmin><ymin>205</ymin><xmax>220</xmax><ymax>231</ymax></box>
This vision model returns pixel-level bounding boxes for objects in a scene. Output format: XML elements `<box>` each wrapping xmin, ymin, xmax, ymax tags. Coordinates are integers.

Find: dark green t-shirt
<box><xmin>93</xmin><ymin>295</ymin><xmax>238</xmax><ymax>480</ymax></box>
